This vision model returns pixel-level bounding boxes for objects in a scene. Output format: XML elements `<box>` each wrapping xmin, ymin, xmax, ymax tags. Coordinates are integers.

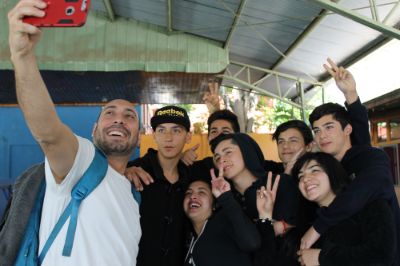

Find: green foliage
<box><xmin>175</xmin><ymin>104</ymin><xmax>193</xmax><ymax>113</ymax></box>
<box><xmin>270</xmin><ymin>100</ymin><xmax>302</xmax><ymax>127</ymax></box>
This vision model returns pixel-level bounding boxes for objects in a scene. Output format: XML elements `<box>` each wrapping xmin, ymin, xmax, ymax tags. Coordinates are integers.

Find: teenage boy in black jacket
<box><xmin>298</xmin><ymin>60</ymin><xmax>400</xmax><ymax>266</ymax></box>
<box><xmin>128</xmin><ymin>106</ymin><xmax>192</xmax><ymax>266</ymax></box>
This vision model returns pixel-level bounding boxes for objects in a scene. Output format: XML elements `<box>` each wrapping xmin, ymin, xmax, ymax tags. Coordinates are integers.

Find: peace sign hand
<box><xmin>203</xmin><ymin>81</ymin><xmax>221</xmax><ymax>113</ymax></box>
<box><xmin>256</xmin><ymin>172</ymin><xmax>280</xmax><ymax>219</ymax></box>
<box><xmin>210</xmin><ymin>165</ymin><xmax>230</xmax><ymax>198</ymax></box>
<box><xmin>323</xmin><ymin>58</ymin><xmax>358</xmax><ymax>104</ymax></box>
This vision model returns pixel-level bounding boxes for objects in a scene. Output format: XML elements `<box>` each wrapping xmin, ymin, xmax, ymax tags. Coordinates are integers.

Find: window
<box><xmin>377</xmin><ymin>122</ymin><xmax>387</xmax><ymax>142</ymax></box>
<box><xmin>390</xmin><ymin>119</ymin><xmax>400</xmax><ymax>141</ymax></box>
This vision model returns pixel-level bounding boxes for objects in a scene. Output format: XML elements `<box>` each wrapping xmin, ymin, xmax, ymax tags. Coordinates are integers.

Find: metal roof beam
<box><xmin>309</xmin><ymin>0</ymin><xmax>400</xmax><ymax>40</ymax></box>
<box><xmin>297</xmin><ymin>82</ymin><xmax>306</xmax><ymax>121</ymax></box>
<box><xmin>368</xmin><ymin>0</ymin><xmax>380</xmax><ymax>22</ymax></box>
<box><xmin>257</xmin><ymin>10</ymin><xmax>328</xmax><ymax>89</ymax></box>
<box><xmin>230</xmin><ymin>61</ymin><xmax>322</xmax><ymax>85</ymax></box>
<box><xmin>220</xmin><ymin>74</ymin><xmax>302</xmax><ymax>109</ymax></box>
<box><xmin>270</xmin><ymin>9</ymin><xmax>328</xmax><ymax>70</ymax></box>
<box><xmin>224</xmin><ymin>0</ymin><xmax>248</xmax><ymax>49</ymax></box>
<box><xmin>167</xmin><ymin>0</ymin><xmax>173</xmax><ymax>32</ymax></box>
<box><xmin>383</xmin><ymin>0</ymin><xmax>400</xmax><ymax>24</ymax></box>
<box><xmin>102</xmin><ymin>0</ymin><xmax>115</xmax><ymax>21</ymax></box>
<box><xmin>220</xmin><ymin>61</ymin><xmax>323</xmax><ymax>110</ymax></box>
<box><xmin>240</xmin><ymin>11</ymin><xmax>325</xmax><ymax>85</ymax></box>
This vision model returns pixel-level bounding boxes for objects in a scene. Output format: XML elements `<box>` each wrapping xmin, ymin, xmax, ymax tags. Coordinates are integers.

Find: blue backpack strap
<box><xmin>38</xmin><ymin>148</ymin><xmax>108</xmax><ymax>263</ymax></box>
<box><xmin>15</xmin><ymin>148</ymin><xmax>108</xmax><ymax>266</ymax></box>
<box><xmin>131</xmin><ymin>186</ymin><xmax>141</xmax><ymax>205</ymax></box>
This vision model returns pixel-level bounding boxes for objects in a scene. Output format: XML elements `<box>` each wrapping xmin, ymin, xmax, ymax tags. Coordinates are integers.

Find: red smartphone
<box><xmin>23</xmin><ymin>0</ymin><xmax>90</xmax><ymax>27</ymax></box>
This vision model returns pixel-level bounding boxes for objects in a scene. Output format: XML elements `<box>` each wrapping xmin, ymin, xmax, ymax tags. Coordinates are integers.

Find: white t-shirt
<box><xmin>39</xmin><ymin>136</ymin><xmax>141</xmax><ymax>266</ymax></box>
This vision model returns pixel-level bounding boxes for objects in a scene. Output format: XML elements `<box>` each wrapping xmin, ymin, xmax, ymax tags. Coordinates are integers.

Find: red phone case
<box><xmin>23</xmin><ymin>0</ymin><xmax>90</xmax><ymax>27</ymax></box>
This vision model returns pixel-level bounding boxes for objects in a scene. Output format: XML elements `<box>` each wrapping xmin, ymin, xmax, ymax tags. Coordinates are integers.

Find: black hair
<box><xmin>187</xmin><ymin>176</ymin><xmax>212</xmax><ymax>188</ymax></box>
<box><xmin>210</xmin><ymin>133</ymin><xmax>266</xmax><ymax>180</ymax></box>
<box><xmin>292</xmin><ymin>152</ymin><xmax>351</xmax><ymax>195</ymax></box>
<box><xmin>309</xmin><ymin>103</ymin><xmax>350</xmax><ymax>129</ymax></box>
<box><xmin>185</xmin><ymin>177</ymin><xmax>220</xmax><ymax>211</ymax></box>
<box><xmin>207</xmin><ymin>109</ymin><xmax>240</xmax><ymax>134</ymax></box>
<box><xmin>210</xmin><ymin>133</ymin><xmax>238</xmax><ymax>153</ymax></box>
<box><xmin>272</xmin><ymin>120</ymin><xmax>313</xmax><ymax>145</ymax></box>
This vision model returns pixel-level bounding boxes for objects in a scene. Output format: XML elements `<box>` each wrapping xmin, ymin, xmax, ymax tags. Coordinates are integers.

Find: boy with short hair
<box><xmin>300</xmin><ymin>63</ymin><xmax>400</xmax><ymax>265</ymax></box>
<box><xmin>128</xmin><ymin>105</ymin><xmax>192</xmax><ymax>266</ymax></box>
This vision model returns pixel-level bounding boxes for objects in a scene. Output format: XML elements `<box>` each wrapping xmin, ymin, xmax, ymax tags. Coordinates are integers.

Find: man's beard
<box><xmin>94</xmin><ymin>131</ymin><xmax>138</xmax><ymax>156</ymax></box>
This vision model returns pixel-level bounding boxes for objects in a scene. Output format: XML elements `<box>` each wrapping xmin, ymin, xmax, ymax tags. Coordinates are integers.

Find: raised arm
<box><xmin>256</xmin><ymin>172</ymin><xmax>280</xmax><ymax>223</ymax></box>
<box><xmin>323</xmin><ymin>58</ymin><xmax>370</xmax><ymax>146</ymax></box>
<box><xmin>253</xmin><ymin>173</ymin><xmax>281</xmax><ymax>265</ymax></box>
<box><xmin>323</xmin><ymin>58</ymin><xmax>358</xmax><ymax>105</ymax></box>
<box><xmin>203</xmin><ymin>82</ymin><xmax>221</xmax><ymax>113</ymax></box>
<box><xmin>346</xmin><ymin>97</ymin><xmax>371</xmax><ymax>146</ymax></box>
<box><xmin>8</xmin><ymin>0</ymin><xmax>78</xmax><ymax>183</ymax></box>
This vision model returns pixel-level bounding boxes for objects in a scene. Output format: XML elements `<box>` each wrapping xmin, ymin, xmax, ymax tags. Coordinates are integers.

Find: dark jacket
<box><xmin>190</xmin><ymin>157</ymin><xmax>214</xmax><ymax>181</ymax></box>
<box><xmin>346</xmin><ymin>97</ymin><xmax>371</xmax><ymax>146</ymax></box>
<box><xmin>255</xmin><ymin>218</ymin><xmax>303</xmax><ymax>266</ymax></box>
<box><xmin>128</xmin><ymin>148</ymin><xmax>191</xmax><ymax>266</ymax></box>
<box><xmin>230</xmin><ymin>173</ymin><xmax>304</xmax><ymax>266</ymax></box>
<box><xmin>313</xmin><ymin>145</ymin><xmax>400</xmax><ymax>266</ymax></box>
<box><xmin>317</xmin><ymin>199</ymin><xmax>396</xmax><ymax>265</ymax></box>
<box><xmin>184</xmin><ymin>192</ymin><xmax>260</xmax><ymax>266</ymax></box>
<box><xmin>0</xmin><ymin>163</ymin><xmax>45</xmax><ymax>266</ymax></box>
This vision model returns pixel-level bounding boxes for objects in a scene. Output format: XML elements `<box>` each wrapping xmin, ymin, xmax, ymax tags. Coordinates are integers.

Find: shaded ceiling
<box><xmin>1</xmin><ymin>0</ymin><xmax>399</xmax><ymax>105</ymax></box>
<box><xmin>0</xmin><ymin>70</ymin><xmax>216</xmax><ymax>104</ymax></box>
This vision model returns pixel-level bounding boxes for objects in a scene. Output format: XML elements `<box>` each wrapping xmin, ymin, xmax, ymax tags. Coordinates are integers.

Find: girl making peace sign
<box><xmin>183</xmin><ymin>165</ymin><xmax>261</xmax><ymax>266</ymax></box>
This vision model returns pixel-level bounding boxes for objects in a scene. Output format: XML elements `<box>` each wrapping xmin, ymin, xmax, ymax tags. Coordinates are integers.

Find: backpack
<box><xmin>12</xmin><ymin>149</ymin><xmax>140</xmax><ymax>266</ymax></box>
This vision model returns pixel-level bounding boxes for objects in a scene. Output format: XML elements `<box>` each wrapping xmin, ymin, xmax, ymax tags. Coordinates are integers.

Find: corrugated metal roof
<box><xmin>1</xmin><ymin>0</ymin><xmax>399</xmax><ymax>104</ymax></box>
<box><xmin>228</xmin><ymin>0</ymin><xmax>322</xmax><ymax>67</ymax></box>
<box><xmin>276</xmin><ymin>0</ymin><xmax>398</xmax><ymax>79</ymax></box>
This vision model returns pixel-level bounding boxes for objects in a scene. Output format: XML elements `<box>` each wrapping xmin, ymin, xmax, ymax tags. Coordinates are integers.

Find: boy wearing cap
<box><xmin>128</xmin><ymin>105</ymin><xmax>192</xmax><ymax>266</ymax></box>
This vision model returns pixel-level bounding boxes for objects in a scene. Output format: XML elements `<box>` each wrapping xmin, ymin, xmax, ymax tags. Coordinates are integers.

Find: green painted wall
<box><xmin>0</xmin><ymin>2</ymin><xmax>229</xmax><ymax>73</ymax></box>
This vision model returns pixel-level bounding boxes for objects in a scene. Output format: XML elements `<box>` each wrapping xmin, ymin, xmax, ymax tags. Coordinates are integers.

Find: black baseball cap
<box><xmin>150</xmin><ymin>105</ymin><xmax>191</xmax><ymax>131</ymax></box>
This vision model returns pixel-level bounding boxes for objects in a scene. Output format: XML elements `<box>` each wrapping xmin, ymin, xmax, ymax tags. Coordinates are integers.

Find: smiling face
<box><xmin>183</xmin><ymin>180</ymin><xmax>213</xmax><ymax>223</ymax></box>
<box><xmin>297</xmin><ymin>160</ymin><xmax>336</xmax><ymax>207</ymax></box>
<box><xmin>153</xmin><ymin>123</ymin><xmax>191</xmax><ymax>159</ymax></box>
<box><xmin>312</xmin><ymin>114</ymin><xmax>352</xmax><ymax>161</ymax></box>
<box><xmin>208</xmin><ymin>119</ymin><xmax>235</xmax><ymax>142</ymax></box>
<box><xmin>93</xmin><ymin>99</ymin><xmax>139</xmax><ymax>156</ymax></box>
<box><xmin>277</xmin><ymin>128</ymin><xmax>311</xmax><ymax>164</ymax></box>
<box><xmin>213</xmin><ymin>139</ymin><xmax>250</xmax><ymax>181</ymax></box>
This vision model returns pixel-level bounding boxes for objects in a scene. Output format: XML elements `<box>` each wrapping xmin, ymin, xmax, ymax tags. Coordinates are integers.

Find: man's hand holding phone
<box><xmin>8</xmin><ymin>0</ymin><xmax>47</xmax><ymax>59</ymax></box>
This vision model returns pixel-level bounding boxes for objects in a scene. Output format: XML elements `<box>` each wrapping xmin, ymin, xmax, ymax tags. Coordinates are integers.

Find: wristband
<box><xmin>259</xmin><ymin>217</ymin><xmax>275</xmax><ymax>225</ymax></box>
